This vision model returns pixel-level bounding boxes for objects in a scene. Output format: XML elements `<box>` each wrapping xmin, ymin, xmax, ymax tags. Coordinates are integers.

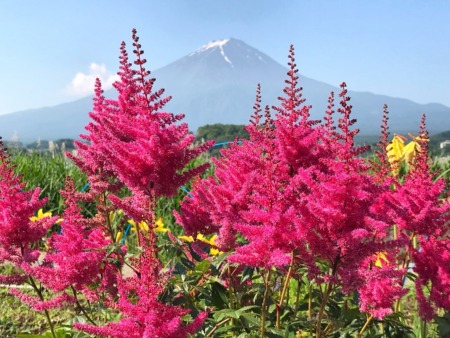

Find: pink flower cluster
<box><xmin>0</xmin><ymin>141</ymin><xmax>55</xmax><ymax>259</ymax></box>
<box><xmin>176</xmin><ymin>46</ymin><xmax>450</xmax><ymax>320</ymax></box>
<box><xmin>69</xmin><ymin>29</ymin><xmax>212</xmax><ymax>206</ymax></box>
<box><xmin>23</xmin><ymin>179</ymin><xmax>118</xmax><ymax>300</ymax></box>
<box><xmin>0</xmin><ymin>137</ymin><xmax>57</xmax><ymax>278</ymax></box>
<box><xmin>1</xmin><ymin>29</ymin><xmax>210</xmax><ymax>336</ymax></box>
<box><xmin>75</xmin><ymin>237</ymin><xmax>207</xmax><ymax>338</ymax></box>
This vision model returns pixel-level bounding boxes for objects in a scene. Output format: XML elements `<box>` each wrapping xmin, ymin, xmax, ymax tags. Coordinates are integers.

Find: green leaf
<box><xmin>211</xmin><ymin>282</ymin><xmax>229</xmax><ymax>308</ymax></box>
<box><xmin>240</xmin><ymin>312</ymin><xmax>261</xmax><ymax>326</ymax></box>
<box><xmin>436</xmin><ymin>312</ymin><xmax>450</xmax><ymax>337</ymax></box>
<box><xmin>195</xmin><ymin>259</ymin><xmax>211</xmax><ymax>273</ymax></box>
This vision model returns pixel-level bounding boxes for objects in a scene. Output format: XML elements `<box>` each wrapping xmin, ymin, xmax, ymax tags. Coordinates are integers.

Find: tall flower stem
<box><xmin>71</xmin><ymin>286</ymin><xmax>97</xmax><ymax>326</ymax></box>
<box><xmin>358</xmin><ymin>313</ymin><xmax>373</xmax><ymax>337</ymax></box>
<box><xmin>28</xmin><ymin>276</ymin><xmax>56</xmax><ymax>338</ymax></box>
<box><xmin>292</xmin><ymin>278</ymin><xmax>302</xmax><ymax>322</ymax></box>
<box><xmin>308</xmin><ymin>280</ymin><xmax>313</xmax><ymax>320</ymax></box>
<box><xmin>276</xmin><ymin>252</ymin><xmax>294</xmax><ymax>329</ymax></box>
<box><xmin>315</xmin><ymin>281</ymin><xmax>333</xmax><ymax>338</ymax></box>
<box><xmin>395</xmin><ymin>233</ymin><xmax>415</xmax><ymax>313</ymax></box>
<box><xmin>261</xmin><ymin>269</ymin><xmax>272</xmax><ymax>338</ymax></box>
<box><xmin>316</xmin><ymin>256</ymin><xmax>339</xmax><ymax>338</ymax></box>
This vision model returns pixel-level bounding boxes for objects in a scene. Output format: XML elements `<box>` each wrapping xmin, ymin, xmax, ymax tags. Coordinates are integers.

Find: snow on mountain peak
<box><xmin>199</xmin><ymin>39</ymin><xmax>230</xmax><ymax>52</ymax></box>
<box><xmin>191</xmin><ymin>39</ymin><xmax>234</xmax><ymax>67</ymax></box>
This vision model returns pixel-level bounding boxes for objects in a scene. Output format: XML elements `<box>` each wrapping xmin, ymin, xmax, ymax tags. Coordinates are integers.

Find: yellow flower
<box><xmin>128</xmin><ymin>219</ymin><xmax>149</xmax><ymax>233</ymax></box>
<box><xmin>386</xmin><ymin>133</ymin><xmax>428</xmax><ymax>175</ymax></box>
<box><xmin>30</xmin><ymin>209</ymin><xmax>63</xmax><ymax>223</ymax></box>
<box><xmin>210</xmin><ymin>248</ymin><xmax>222</xmax><ymax>256</ymax></box>
<box><xmin>30</xmin><ymin>209</ymin><xmax>53</xmax><ymax>222</ymax></box>
<box><xmin>154</xmin><ymin>217</ymin><xmax>169</xmax><ymax>233</ymax></box>
<box><xmin>115</xmin><ymin>231</ymin><xmax>123</xmax><ymax>243</ymax></box>
<box><xmin>386</xmin><ymin>134</ymin><xmax>406</xmax><ymax>175</ymax></box>
<box><xmin>178</xmin><ymin>235</ymin><xmax>195</xmax><ymax>242</ymax></box>
<box><xmin>208</xmin><ymin>235</ymin><xmax>223</xmax><ymax>256</ymax></box>
<box><xmin>374</xmin><ymin>251</ymin><xmax>389</xmax><ymax>268</ymax></box>
<box><xmin>195</xmin><ymin>234</ymin><xmax>223</xmax><ymax>256</ymax></box>
<box><xmin>109</xmin><ymin>209</ymin><xmax>124</xmax><ymax>223</ymax></box>
<box><xmin>403</xmin><ymin>133</ymin><xmax>428</xmax><ymax>163</ymax></box>
<box><xmin>196</xmin><ymin>233</ymin><xmax>210</xmax><ymax>244</ymax></box>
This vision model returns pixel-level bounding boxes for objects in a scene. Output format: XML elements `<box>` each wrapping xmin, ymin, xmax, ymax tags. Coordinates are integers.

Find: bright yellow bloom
<box><xmin>374</xmin><ymin>251</ymin><xmax>389</xmax><ymax>268</ymax></box>
<box><xmin>178</xmin><ymin>235</ymin><xmax>195</xmax><ymax>242</ymax></box>
<box><xmin>210</xmin><ymin>247</ymin><xmax>222</xmax><ymax>256</ymax></box>
<box><xmin>30</xmin><ymin>209</ymin><xmax>53</xmax><ymax>221</ymax></box>
<box><xmin>403</xmin><ymin>133</ymin><xmax>428</xmax><ymax>163</ymax></box>
<box><xmin>196</xmin><ymin>234</ymin><xmax>223</xmax><ymax>256</ymax></box>
<box><xmin>128</xmin><ymin>219</ymin><xmax>149</xmax><ymax>233</ymax></box>
<box><xmin>386</xmin><ymin>133</ymin><xmax>428</xmax><ymax>175</ymax></box>
<box><xmin>209</xmin><ymin>235</ymin><xmax>223</xmax><ymax>256</ymax></box>
<box><xmin>30</xmin><ymin>209</ymin><xmax>63</xmax><ymax>223</ymax></box>
<box><xmin>386</xmin><ymin>134</ymin><xmax>405</xmax><ymax>163</ymax></box>
<box><xmin>178</xmin><ymin>233</ymin><xmax>223</xmax><ymax>255</ymax></box>
<box><xmin>115</xmin><ymin>231</ymin><xmax>123</xmax><ymax>243</ymax></box>
<box><xmin>154</xmin><ymin>217</ymin><xmax>169</xmax><ymax>233</ymax></box>
<box><xmin>386</xmin><ymin>134</ymin><xmax>406</xmax><ymax>175</ymax></box>
<box><xmin>196</xmin><ymin>233</ymin><xmax>210</xmax><ymax>244</ymax></box>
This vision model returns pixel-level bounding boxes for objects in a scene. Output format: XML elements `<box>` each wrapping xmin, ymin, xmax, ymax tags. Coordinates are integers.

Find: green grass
<box><xmin>9</xmin><ymin>150</ymin><xmax>88</xmax><ymax>215</ymax></box>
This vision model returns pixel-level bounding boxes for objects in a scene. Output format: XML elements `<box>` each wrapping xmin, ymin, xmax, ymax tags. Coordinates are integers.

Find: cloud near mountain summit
<box><xmin>66</xmin><ymin>62</ymin><xmax>119</xmax><ymax>96</ymax></box>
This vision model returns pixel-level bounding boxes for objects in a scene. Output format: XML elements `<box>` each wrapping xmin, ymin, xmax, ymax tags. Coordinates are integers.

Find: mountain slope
<box><xmin>0</xmin><ymin>38</ymin><xmax>449</xmax><ymax>143</ymax></box>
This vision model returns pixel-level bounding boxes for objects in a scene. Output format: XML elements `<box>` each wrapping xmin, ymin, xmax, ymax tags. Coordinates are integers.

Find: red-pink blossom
<box><xmin>75</xmin><ymin>236</ymin><xmax>207</xmax><ymax>338</ymax></box>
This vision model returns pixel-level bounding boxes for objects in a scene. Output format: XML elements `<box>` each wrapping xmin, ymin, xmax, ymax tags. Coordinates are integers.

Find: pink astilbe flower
<box><xmin>0</xmin><ymin>137</ymin><xmax>57</xmax><ymax>271</ymax></box>
<box><xmin>176</xmin><ymin>47</ymin><xmax>411</xmax><ymax>318</ymax></box>
<box><xmin>376</xmin><ymin>116</ymin><xmax>450</xmax><ymax>319</ymax></box>
<box><xmin>75</xmin><ymin>235</ymin><xmax>207</xmax><ymax>338</ymax></box>
<box><xmin>26</xmin><ymin>178</ymin><xmax>118</xmax><ymax>299</ymax></box>
<box><xmin>69</xmin><ymin>28</ymin><xmax>212</xmax><ymax>210</ymax></box>
<box><xmin>9</xmin><ymin>288</ymin><xmax>75</xmax><ymax>311</ymax></box>
<box><xmin>385</xmin><ymin>116</ymin><xmax>450</xmax><ymax>236</ymax></box>
<box><xmin>413</xmin><ymin>237</ymin><xmax>450</xmax><ymax>320</ymax></box>
<box><xmin>370</xmin><ymin>104</ymin><xmax>392</xmax><ymax>183</ymax></box>
<box><xmin>354</xmin><ymin>251</ymin><xmax>408</xmax><ymax>319</ymax></box>
<box><xmin>358</xmin><ymin>268</ymin><xmax>407</xmax><ymax>319</ymax></box>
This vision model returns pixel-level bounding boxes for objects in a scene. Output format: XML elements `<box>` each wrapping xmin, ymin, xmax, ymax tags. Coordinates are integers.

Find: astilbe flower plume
<box><xmin>0</xmin><ymin>138</ymin><xmax>57</xmax><ymax>280</ymax></box>
<box><xmin>176</xmin><ymin>46</ymin><xmax>413</xmax><ymax>318</ymax></box>
<box><xmin>74</xmin><ymin>234</ymin><xmax>207</xmax><ymax>338</ymax></box>
<box><xmin>176</xmin><ymin>47</ymin><xmax>327</xmax><ymax>267</ymax></box>
<box><xmin>380</xmin><ymin>115</ymin><xmax>450</xmax><ymax>320</ymax></box>
<box><xmin>69</xmin><ymin>28</ymin><xmax>213</xmax><ymax>211</ymax></box>
<box><xmin>24</xmin><ymin>178</ymin><xmax>119</xmax><ymax>301</ymax></box>
<box><xmin>69</xmin><ymin>29</ymin><xmax>210</xmax><ymax>336</ymax></box>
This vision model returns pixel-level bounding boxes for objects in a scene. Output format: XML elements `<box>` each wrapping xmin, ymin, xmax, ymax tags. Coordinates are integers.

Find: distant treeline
<box><xmin>3</xmin><ymin>138</ymin><xmax>77</xmax><ymax>153</ymax></box>
<box><xmin>4</xmin><ymin>124</ymin><xmax>450</xmax><ymax>157</ymax></box>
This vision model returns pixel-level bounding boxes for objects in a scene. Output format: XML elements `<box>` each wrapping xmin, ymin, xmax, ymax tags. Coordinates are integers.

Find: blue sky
<box><xmin>0</xmin><ymin>0</ymin><xmax>449</xmax><ymax>115</ymax></box>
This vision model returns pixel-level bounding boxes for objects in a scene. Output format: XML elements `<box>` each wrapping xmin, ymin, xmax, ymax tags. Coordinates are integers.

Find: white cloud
<box><xmin>66</xmin><ymin>63</ymin><xmax>119</xmax><ymax>96</ymax></box>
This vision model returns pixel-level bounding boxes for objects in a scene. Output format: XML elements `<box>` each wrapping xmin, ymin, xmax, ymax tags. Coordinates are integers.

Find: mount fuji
<box><xmin>1</xmin><ymin>38</ymin><xmax>449</xmax><ymax>143</ymax></box>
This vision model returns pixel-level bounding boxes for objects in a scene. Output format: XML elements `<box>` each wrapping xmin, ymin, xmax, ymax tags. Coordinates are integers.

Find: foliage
<box><xmin>196</xmin><ymin>123</ymin><xmax>249</xmax><ymax>156</ymax></box>
<box><xmin>8</xmin><ymin>151</ymin><xmax>87</xmax><ymax>215</ymax></box>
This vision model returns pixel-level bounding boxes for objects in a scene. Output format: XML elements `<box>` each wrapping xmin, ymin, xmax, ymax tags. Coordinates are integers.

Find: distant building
<box><xmin>440</xmin><ymin>140</ymin><xmax>450</xmax><ymax>149</ymax></box>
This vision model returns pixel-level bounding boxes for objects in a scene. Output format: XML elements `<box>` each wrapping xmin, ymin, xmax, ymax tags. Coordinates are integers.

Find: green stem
<box><xmin>29</xmin><ymin>276</ymin><xmax>56</xmax><ymax>338</ymax></box>
<box><xmin>261</xmin><ymin>269</ymin><xmax>272</xmax><ymax>338</ymax></box>
<box><xmin>276</xmin><ymin>252</ymin><xmax>294</xmax><ymax>329</ymax></box>
<box><xmin>308</xmin><ymin>280</ymin><xmax>313</xmax><ymax>320</ymax></box>
<box><xmin>292</xmin><ymin>278</ymin><xmax>301</xmax><ymax>321</ymax></box>
<box><xmin>358</xmin><ymin>314</ymin><xmax>373</xmax><ymax>337</ymax></box>
<box><xmin>71</xmin><ymin>286</ymin><xmax>97</xmax><ymax>325</ymax></box>
<box><xmin>315</xmin><ymin>281</ymin><xmax>333</xmax><ymax>338</ymax></box>
<box><xmin>206</xmin><ymin>318</ymin><xmax>231</xmax><ymax>337</ymax></box>
<box><xmin>228</xmin><ymin>265</ymin><xmax>235</xmax><ymax>309</ymax></box>
<box><xmin>421</xmin><ymin>319</ymin><xmax>427</xmax><ymax>338</ymax></box>
<box><xmin>316</xmin><ymin>256</ymin><xmax>339</xmax><ymax>338</ymax></box>
<box><xmin>395</xmin><ymin>233</ymin><xmax>415</xmax><ymax>313</ymax></box>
